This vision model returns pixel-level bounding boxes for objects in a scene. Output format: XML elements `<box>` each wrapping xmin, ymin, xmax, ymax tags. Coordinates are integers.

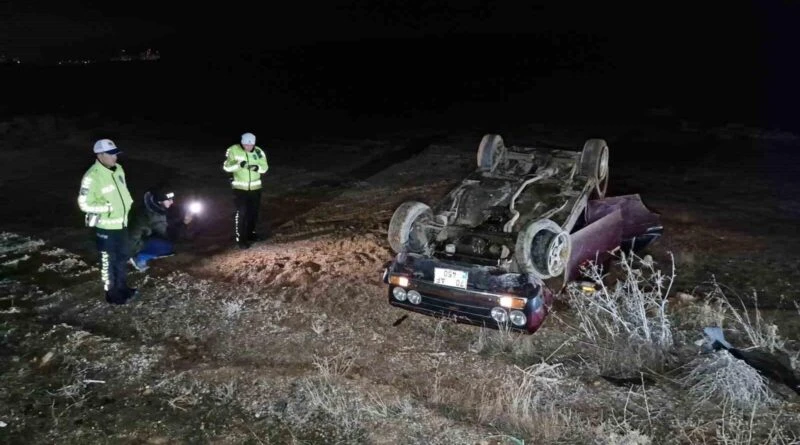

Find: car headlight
<box><xmin>509</xmin><ymin>310</ymin><xmax>526</xmax><ymax>326</ymax></box>
<box><xmin>392</xmin><ymin>287</ymin><xmax>407</xmax><ymax>301</ymax></box>
<box><xmin>490</xmin><ymin>307</ymin><xmax>508</xmax><ymax>323</ymax></box>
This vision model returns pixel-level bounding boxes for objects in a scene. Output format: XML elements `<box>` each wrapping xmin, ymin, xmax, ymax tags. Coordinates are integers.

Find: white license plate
<box><xmin>434</xmin><ymin>267</ymin><xmax>468</xmax><ymax>289</ymax></box>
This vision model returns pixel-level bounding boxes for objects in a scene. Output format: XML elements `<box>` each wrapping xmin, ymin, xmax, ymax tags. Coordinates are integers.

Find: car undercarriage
<box><xmin>383</xmin><ymin>134</ymin><xmax>662</xmax><ymax>333</ymax></box>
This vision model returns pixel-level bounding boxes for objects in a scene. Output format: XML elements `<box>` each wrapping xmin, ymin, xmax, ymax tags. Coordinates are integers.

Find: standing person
<box><xmin>77</xmin><ymin>138</ymin><xmax>136</xmax><ymax>304</ymax></box>
<box><xmin>222</xmin><ymin>132</ymin><xmax>269</xmax><ymax>249</ymax></box>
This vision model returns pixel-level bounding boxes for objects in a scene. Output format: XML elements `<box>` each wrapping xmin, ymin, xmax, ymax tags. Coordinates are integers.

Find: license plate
<box><xmin>434</xmin><ymin>267</ymin><xmax>468</xmax><ymax>289</ymax></box>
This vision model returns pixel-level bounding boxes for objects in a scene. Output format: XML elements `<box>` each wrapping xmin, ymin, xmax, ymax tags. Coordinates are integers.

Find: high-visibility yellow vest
<box><xmin>77</xmin><ymin>160</ymin><xmax>134</xmax><ymax>230</ymax></box>
<box><xmin>222</xmin><ymin>144</ymin><xmax>269</xmax><ymax>191</ymax></box>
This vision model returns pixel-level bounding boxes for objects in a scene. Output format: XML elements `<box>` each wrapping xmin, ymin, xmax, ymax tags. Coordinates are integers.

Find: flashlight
<box><xmin>188</xmin><ymin>201</ymin><xmax>203</xmax><ymax>214</ymax></box>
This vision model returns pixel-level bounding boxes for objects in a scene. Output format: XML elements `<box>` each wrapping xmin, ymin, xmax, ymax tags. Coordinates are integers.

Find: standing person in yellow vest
<box><xmin>222</xmin><ymin>132</ymin><xmax>269</xmax><ymax>249</ymax></box>
<box><xmin>77</xmin><ymin>139</ymin><xmax>136</xmax><ymax>304</ymax></box>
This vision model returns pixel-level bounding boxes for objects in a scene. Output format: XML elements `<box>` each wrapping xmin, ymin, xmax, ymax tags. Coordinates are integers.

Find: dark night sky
<box><xmin>3</xmin><ymin>0</ymin><xmax>800</xmax><ymax>132</ymax></box>
<box><xmin>3</xmin><ymin>1</ymin><xmax>796</xmax><ymax>63</ymax></box>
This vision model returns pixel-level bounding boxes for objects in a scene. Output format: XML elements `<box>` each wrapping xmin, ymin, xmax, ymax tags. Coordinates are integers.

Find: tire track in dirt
<box><xmin>186</xmin><ymin>231</ymin><xmax>391</xmax><ymax>290</ymax></box>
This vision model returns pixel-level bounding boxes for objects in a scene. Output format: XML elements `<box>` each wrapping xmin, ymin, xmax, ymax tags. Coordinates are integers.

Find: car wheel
<box><xmin>579</xmin><ymin>139</ymin><xmax>609</xmax><ymax>199</ymax></box>
<box><xmin>515</xmin><ymin>219</ymin><xmax>572</xmax><ymax>279</ymax></box>
<box><xmin>477</xmin><ymin>134</ymin><xmax>505</xmax><ymax>171</ymax></box>
<box><xmin>388</xmin><ymin>201</ymin><xmax>434</xmax><ymax>254</ymax></box>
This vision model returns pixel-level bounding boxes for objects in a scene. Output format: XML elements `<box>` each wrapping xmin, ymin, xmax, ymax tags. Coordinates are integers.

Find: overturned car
<box><xmin>382</xmin><ymin>134</ymin><xmax>662</xmax><ymax>333</ymax></box>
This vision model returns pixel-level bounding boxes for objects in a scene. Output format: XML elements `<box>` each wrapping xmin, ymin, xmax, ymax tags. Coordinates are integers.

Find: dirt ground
<box><xmin>2</xmin><ymin>113</ymin><xmax>800</xmax><ymax>444</ymax></box>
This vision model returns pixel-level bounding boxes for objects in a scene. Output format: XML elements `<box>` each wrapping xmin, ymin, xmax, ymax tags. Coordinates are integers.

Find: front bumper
<box><xmin>383</xmin><ymin>253</ymin><xmax>553</xmax><ymax>333</ymax></box>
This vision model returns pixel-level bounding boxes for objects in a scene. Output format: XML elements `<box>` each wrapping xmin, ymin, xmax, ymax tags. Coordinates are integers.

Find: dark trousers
<box><xmin>233</xmin><ymin>189</ymin><xmax>262</xmax><ymax>243</ymax></box>
<box><xmin>95</xmin><ymin>228</ymin><xmax>130</xmax><ymax>303</ymax></box>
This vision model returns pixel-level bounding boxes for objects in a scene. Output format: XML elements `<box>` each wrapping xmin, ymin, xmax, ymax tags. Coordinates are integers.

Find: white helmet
<box><xmin>241</xmin><ymin>132</ymin><xmax>256</xmax><ymax>145</ymax></box>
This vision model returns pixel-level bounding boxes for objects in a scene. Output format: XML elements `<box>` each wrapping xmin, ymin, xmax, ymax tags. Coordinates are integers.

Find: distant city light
<box><xmin>111</xmin><ymin>48</ymin><xmax>160</xmax><ymax>62</ymax></box>
<box><xmin>2</xmin><ymin>47</ymin><xmax>163</xmax><ymax>66</ymax></box>
<box><xmin>0</xmin><ymin>54</ymin><xmax>21</xmax><ymax>65</ymax></box>
<box><xmin>57</xmin><ymin>59</ymin><xmax>94</xmax><ymax>65</ymax></box>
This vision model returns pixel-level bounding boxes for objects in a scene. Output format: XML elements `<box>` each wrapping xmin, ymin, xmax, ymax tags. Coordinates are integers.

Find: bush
<box><xmin>683</xmin><ymin>351</ymin><xmax>776</xmax><ymax>410</ymax></box>
<box><xmin>565</xmin><ymin>251</ymin><xmax>674</xmax><ymax>372</ymax></box>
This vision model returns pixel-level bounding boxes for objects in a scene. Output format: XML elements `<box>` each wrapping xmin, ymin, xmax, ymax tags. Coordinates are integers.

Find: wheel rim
<box><xmin>598</xmin><ymin>146</ymin><xmax>609</xmax><ymax>180</ymax></box>
<box><xmin>593</xmin><ymin>146</ymin><xmax>609</xmax><ymax>199</ymax></box>
<box><xmin>546</xmin><ymin>232</ymin><xmax>569</xmax><ymax>275</ymax></box>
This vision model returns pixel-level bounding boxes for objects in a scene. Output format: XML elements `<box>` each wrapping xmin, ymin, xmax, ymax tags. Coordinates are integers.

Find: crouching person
<box><xmin>128</xmin><ymin>186</ymin><xmax>195</xmax><ymax>271</ymax></box>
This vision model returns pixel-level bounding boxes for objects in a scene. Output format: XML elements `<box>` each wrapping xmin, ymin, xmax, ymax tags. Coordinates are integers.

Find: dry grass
<box><xmin>486</xmin><ymin>365</ymin><xmax>578</xmax><ymax>442</ymax></box>
<box><xmin>167</xmin><ymin>381</ymin><xmax>201</xmax><ymax>411</ymax></box>
<box><xmin>212</xmin><ymin>381</ymin><xmax>237</xmax><ymax>405</ymax></box>
<box><xmin>678</xmin><ymin>405</ymin><xmax>799</xmax><ymax>445</ymax></box>
<box><xmin>697</xmin><ymin>281</ymin><xmax>785</xmax><ymax>352</ymax></box>
<box><xmin>312</xmin><ymin>349</ymin><xmax>355</xmax><ymax>381</ymax></box>
<box><xmin>471</xmin><ymin>362</ymin><xmax>585</xmax><ymax>443</ymax></box>
<box><xmin>2</xmin><ymin>113</ymin><xmax>800</xmax><ymax>444</ymax></box>
<box><xmin>682</xmin><ymin>352</ymin><xmax>776</xmax><ymax>410</ymax></box>
<box><xmin>300</xmin><ymin>378</ymin><xmax>365</xmax><ymax>435</ymax></box>
<box><xmin>295</xmin><ymin>350</ymin><xmax>442</xmax><ymax>444</ymax></box>
<box><xmin>564</xmin><ymin>251</ymin><xmax>675</xmax><ymax>374</ymax></box>
<box><xmin>50</xmin><ymin>362</ymin><xmax>101</xmax><ymax>402</ymax></box>
<box><xmin>5</xmin><ymin>233</ymin><xmax>798</xmax><ymax>445</ymax></box>
<box><xmin>567</xmin><ymin>251</ymin><xmax>674</xmax><ymax>348</ymax></box>
<box><xmin>222</xmin><ymin>299</ymin><xmax>245</xmax><ymax>318</ymax></box>
<box><xmin>470</xmin><ymin>322</ymin><xmax>541</xmax><ymax>361</ymax></box>
<box><xmin>673</xmin><ymin>281</ymin><xmax>800</xmax><ymax>443</ymax></box>
<box><xmin>592</xmin><ymin>416</ymin><xmax>653</xmax><ymax>445</ymax></box>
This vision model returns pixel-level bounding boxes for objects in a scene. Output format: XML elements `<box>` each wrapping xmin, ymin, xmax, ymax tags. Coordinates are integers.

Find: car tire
<box><xmin>579</xmin><ymin>139</ymin><xmax>609</xmax><ymax>199</ymax></box>
<box><xmin>477</xmin><ymin>134</ymin><xmax>505</xmax><ymax>171</ymax></box>
<box><xmin>515</xmin><ymin>219</ymin><xmax>572</xmax><ymax>279</ymax></box>
<box><xmin>388</xmin><ymin>201</ymin><xmax>433</xmax><ymax>254</ymax></box>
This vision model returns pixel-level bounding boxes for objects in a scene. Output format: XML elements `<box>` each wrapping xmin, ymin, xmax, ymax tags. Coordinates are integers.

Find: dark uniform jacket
<box><xmin>127</xmin><ymin>192</ymin><xmax>170</xmax><ymax>254</ymax></box>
